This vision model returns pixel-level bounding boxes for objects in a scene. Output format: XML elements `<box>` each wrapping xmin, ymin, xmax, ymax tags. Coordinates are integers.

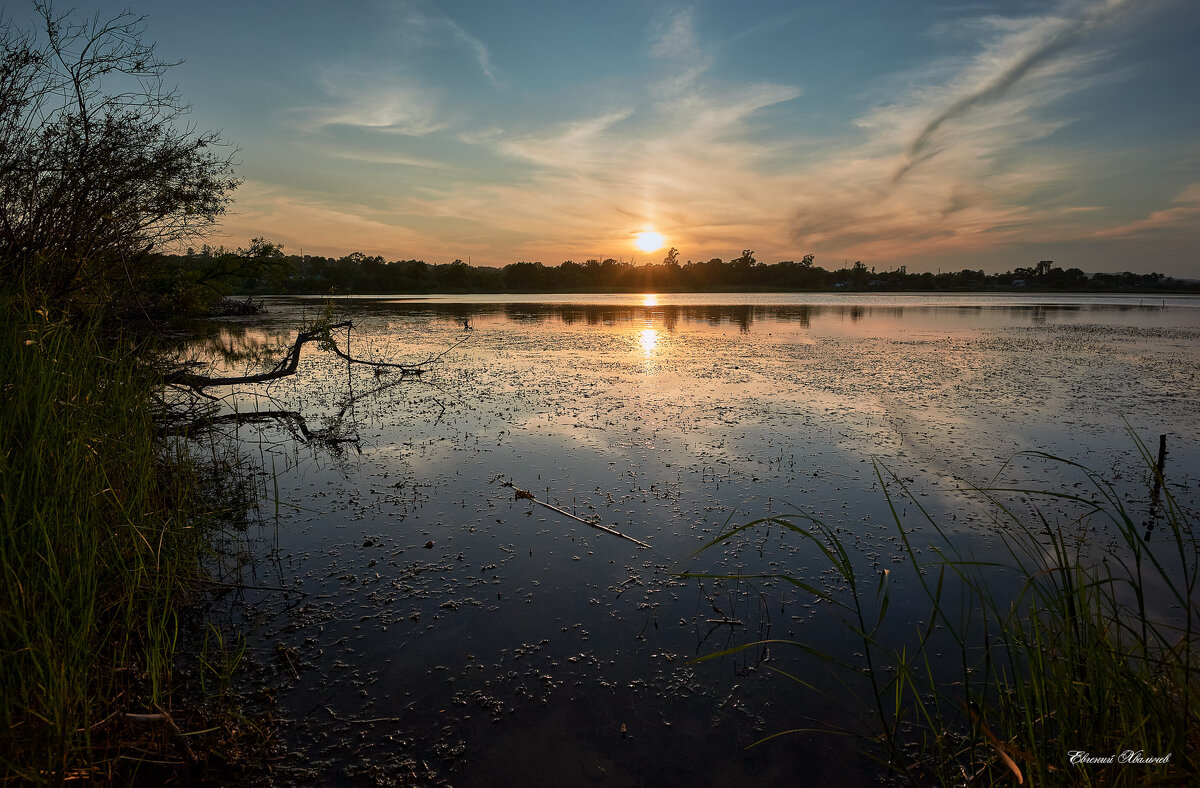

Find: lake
<box><xmin>199</xmin><ymin>292</ymin><xmax>1200</xmax><ymax>785</ymax></box>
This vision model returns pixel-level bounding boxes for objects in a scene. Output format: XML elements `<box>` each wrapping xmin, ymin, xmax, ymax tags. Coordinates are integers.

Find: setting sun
<box><xmin>634</xmin><ymin>231</ymin><xmax>664</xmax><ymax>253</ymax></box>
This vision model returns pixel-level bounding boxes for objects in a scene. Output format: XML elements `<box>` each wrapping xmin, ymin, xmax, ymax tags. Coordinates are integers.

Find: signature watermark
<box><xmin>1069</xmin><ymin>750</ymin><xmax>1172</xmax><ymax>766</ymax></box>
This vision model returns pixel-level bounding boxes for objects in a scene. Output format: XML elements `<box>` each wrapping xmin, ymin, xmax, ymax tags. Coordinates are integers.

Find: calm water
<box><xmin>201</xmin><ymin>293</ymin><xmax>1200</xmax><ymax>785</ymax></box>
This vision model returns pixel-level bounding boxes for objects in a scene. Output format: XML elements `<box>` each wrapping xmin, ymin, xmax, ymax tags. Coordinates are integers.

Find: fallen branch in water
<box><xmin>160</xmin><ymin>322</ymin><xmax>470</xmax><ymax>446</ymax></box>
<box><xmin>164</xmin><ymin>319</ymin><xmax>448</xmax><ymax>393</ymax></box>
<box><xmin>165</xmin><ymin>321</ymin><xmax>353</xmax><ymax>391</ymax></box>
<box><xmin>499</xmin><ymin>479</ymin><xmax>652</xmax><ymax>549</ymax></box>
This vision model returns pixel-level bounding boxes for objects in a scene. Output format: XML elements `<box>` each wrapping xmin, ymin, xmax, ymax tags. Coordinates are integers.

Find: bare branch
<box><xmin>162</xmin><ymin>321</ymin><xmax>436</xmax><ymax>392</ymax></box>
<box><xmin>1</xmin><ymin>3</ymin><xmax>239</xmax><ymax>311</ymax></box>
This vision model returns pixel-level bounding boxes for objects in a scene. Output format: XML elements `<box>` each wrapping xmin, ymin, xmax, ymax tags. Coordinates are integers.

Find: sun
<box><xmin>634</xmin><ymin>231</ymin><xmax>664</xmax><ymax>253</ymax></box>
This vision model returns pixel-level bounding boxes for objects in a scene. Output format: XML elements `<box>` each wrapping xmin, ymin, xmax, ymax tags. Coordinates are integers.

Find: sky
<box><xmin>12</xmin><ymin>0</ymin><xmax>1200</xmax><ymax>275</ymax></box>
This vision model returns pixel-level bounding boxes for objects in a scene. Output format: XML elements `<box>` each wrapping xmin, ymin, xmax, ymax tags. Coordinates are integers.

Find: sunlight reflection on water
<box><xmin>638</xmin><ymin>326</ymin><xmax>658</xmax><ymax>357</ymax></box>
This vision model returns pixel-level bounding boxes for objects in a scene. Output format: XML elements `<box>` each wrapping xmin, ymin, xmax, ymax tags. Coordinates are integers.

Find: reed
<box><xmin>682</xmin><ymin>444</ymin><xmax>1199</xmax><ymax>785</ymax></box>
<box><xmin>0</xmin><ymin>306</ymin><xmax>247</xmax><ymax>781</ymax></box>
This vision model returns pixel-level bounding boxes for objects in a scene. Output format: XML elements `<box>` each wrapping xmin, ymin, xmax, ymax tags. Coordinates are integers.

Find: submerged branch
<box><xmin>327</xmin><ymin>328</ymin><xmax>473</xmax><ymax>371</ymax></box>
<box><xmin>500</xmin><ymin>479</ymin><xmax>652</xmax><ymax>549</ymax></box>
<box><xmin>162</xmin><ymin>319</ymin><xmax>446</xmax><ymax>392</ymax></box>
<box><xmin>164</xmin><ymin>321</ymin><xmax>353</xmax><ymax>391</ymax></box>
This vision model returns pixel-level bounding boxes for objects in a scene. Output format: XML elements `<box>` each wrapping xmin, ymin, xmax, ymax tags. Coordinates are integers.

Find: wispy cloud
<box><xmin>1094</xmin><ymin>182</ymin><xmax>1200</xmax><ymax>238</ymax></box>
<box><xmin>304</xmin><ymin>70</ymin><xmax>448</xmax><ymax>135</ymax></box>
<box><xmin>784</xmin><ymin>0</ymin><xmax>1156</xmax><ymax>262</ymax></box>
<box><xmin>399</xmin><ymin>5</ymin><xmax>504</xmax><ymax>88</ymax></box>
<box><xmin>649</xmin><ymin>8</ymin><xmax>713</xmax><ymax>98</ymax></box>
<box><xmin>498</xmin><ymin>111</ymin><xmax>634</xmax><ymax>172</ymax></box>
<box><xmin>650</xmin><ymin>8</ymin><xmax>701</xmax><ymax>60</ymax></box>
<box><xmin>402</xmin><ymin>70</ymin><xmax>802</xmax><ymax>261</ymax></box>
<box><xmin>331</xmin><ymin>151</ymin><xmax>457</xmax><ymax>170</ymax></box>
<box><xmin>298</xmin><ymin>2</ymin><xmax>503</xmax><ymax>136</ymax></box>
<box><xmin>221</xmin><ymin>181</ymin><xmax>446</xmax><ymax>254</ymax></box>
<box><xmin>895</xmin><ymin>0</ymin><xmax>1140</xmax><ymax>181</ymax></box>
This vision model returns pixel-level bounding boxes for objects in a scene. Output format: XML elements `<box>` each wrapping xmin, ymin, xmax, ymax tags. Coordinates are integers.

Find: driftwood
<box><xmin>162</xmin><ymin>365</ymin><xmax>435</xmax><ymax>444</ymax></box>
<box><xmin>159</xmin><ymin>320</ymin><xmax>472</xmax><ymax>454</ymax></box>
<box><xmin>164</xmin><ymin>321</ymin><xmax>430</xmax><ymax>392</ymax></box>
<box><xmin>165</xmin><ymin>320</ymin><xmax>475</xmax><ymax>394</ymax></box>
<box><xmin>165</xmin><ymin>321</ymin><xmax>350</xmax><ymax>391</ymax></box>
<box><xmin>500</xmin><ymin>480</ymin><xmax>652</xmax><ymax>549</ymax></box>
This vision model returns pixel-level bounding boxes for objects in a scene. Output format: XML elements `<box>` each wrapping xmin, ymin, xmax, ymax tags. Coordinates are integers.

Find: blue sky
<box><xmin>16</xmin><ymin>0</ymin><xmax>1200</xmax><ymax>274</ymax></box>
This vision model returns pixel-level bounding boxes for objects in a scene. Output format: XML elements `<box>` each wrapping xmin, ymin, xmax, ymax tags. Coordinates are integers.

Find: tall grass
<box><xmin>683</xmin><ymin>446</ymin><xmax>1199</xmax><ymax>785</ymax></box>
<box><xmin>0</xmin><ymin>306</ymin><xmax>235</xmax><ymax>781</ymax></box>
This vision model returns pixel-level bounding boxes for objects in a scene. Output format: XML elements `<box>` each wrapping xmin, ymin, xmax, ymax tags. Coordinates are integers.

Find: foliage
<box><xmin>0</xmin><ymin>303</ymin><xmax>268</xmax><ymax>781</ymax></box>
<box><xmin>166</xmin><ymin>246</ymin><xmax>1192</xmax><ymax>295</ymax></box>
<box><xmin>147</xmin><ymin>237</ymin><xmax>291</xmax><ymax>315</ymax></box>
<box><xmin>681</xmin><ymin>447</ymin><xmax>1199</xmax><ymax>785</ymax></box>
<box><xmin>0</xmin><ymin>2</ymin><xmax>238</xmax><ymax>317</ymax></box>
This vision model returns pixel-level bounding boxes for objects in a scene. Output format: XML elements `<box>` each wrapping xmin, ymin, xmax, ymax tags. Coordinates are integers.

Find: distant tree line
<box><xmin>153</xmin><ymin>245</ymin><xmax>1192</xmax><ymax>296</ymax></box>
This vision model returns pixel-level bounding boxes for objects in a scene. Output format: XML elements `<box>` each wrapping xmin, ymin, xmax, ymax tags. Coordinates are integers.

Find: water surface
<box><xmin>202</xmin><ymin>293</ymin><xmax>1200</xmax><ymax>785</ymax></box>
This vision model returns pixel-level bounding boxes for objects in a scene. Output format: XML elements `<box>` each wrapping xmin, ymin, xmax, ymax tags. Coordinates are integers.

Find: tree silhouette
<box><xmin>0</xmin><ymin>2</ymin><xmax>238</xmax><ymax>314</ymax></box>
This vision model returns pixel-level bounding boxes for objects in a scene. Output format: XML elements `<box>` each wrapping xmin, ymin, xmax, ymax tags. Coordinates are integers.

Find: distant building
<box><xmin>1012</xmin><ymin>279</ymin><xmax>1027</xmax><ymax>287</ymax></box>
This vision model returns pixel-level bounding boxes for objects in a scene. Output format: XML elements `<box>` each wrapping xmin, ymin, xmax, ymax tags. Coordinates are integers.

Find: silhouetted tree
<box><xmin>503</xmin><ymin>261</ymin><xmax>548</xmax><ymax>290</ymax></box>
<box><xmin>0</xmin><ymin>2</ymin><xmax>238</xmax><ymax>314</ymax></box>
<box><xmin>732</xmin><ymin>249</ymin><xmax>756</xmax><ymax>274</ymax></box>
<box><xmin>169</xmin><ymin>237</ymin><xmax>291</xmax><ymax>308</ymax></box>
<box><xmin>441</xmin><ymin>259</ymin><xmax>471</xmax><ymax>290</ymax></box>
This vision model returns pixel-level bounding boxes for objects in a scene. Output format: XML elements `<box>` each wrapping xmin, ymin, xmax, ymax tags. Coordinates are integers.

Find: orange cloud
<box><xmin>1093</xmin><ymin>183</ymin><xmax>1200</xmax><ymax>239</ymax></box>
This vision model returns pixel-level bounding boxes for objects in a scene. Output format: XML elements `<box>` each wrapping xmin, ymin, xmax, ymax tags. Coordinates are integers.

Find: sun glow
<box><xmin>634</xmin><ymin>231</ymin><xmax>664</xmax><ymax>252</ymax></box>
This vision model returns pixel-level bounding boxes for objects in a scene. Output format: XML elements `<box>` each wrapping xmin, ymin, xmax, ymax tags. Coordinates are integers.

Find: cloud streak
<box><xmin>649</xmin><ymin>8</ymin><xmax>713</xmax><ymax>99</ymax></box>
<box><xmin>298</xmin><ymin>2</ymin><xmax>504</xmax><ymax>136</ymax></box>
<box><xmin>220</xmin><ymin>181</ymin><xmax>447</xmax><ymax>255</ymax></box>
<box><xmin>895</xmin><ymin>0</ymin><xmax>1138</xmax><ymax>181</ymax></box>
<box><xmin>305</xmin><ymin>72</ymin><xmax>448</xmax><ymax>135</ymax></box>
<box><xmin>400</xmin><ymin>6</ymin><xmax>504</xmax><ymax>88</ymax></box>
<box><xmin>777</xmin><ymin>0</ymin><xmax>1163</xmax><ymax>264</ymax></box>
<box><xmin>1093</xmin><ymin>183</ymin><xmax>1200</xmax><ymax>238</ymax></box>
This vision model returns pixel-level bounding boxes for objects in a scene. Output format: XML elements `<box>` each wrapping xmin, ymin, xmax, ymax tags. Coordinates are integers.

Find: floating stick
<box><xmin>500</xmin><ymin>480</ymin><xmax>652</xmax><ymax>549</ymax></box>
